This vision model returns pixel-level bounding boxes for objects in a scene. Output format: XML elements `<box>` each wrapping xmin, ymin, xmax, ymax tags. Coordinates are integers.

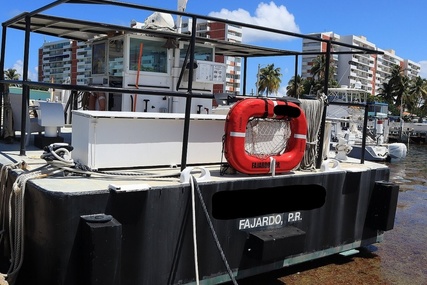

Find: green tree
<box><xmin>377</xmin><ymin>80</ymin><xmax>394</xmax><ymax>105</ymax></box>
<box><xmin>286</xmin><ymin>74</ymin><xmax>305</xmax><ymax>98</ymax></box>
<box><xmin>257</xmin><ymin>64</ymin><xmax>282</xmax><ymax>97</ymax></box>
<box><xmin>307</xmin><ymin>55</ymin><xmax>338</xmax><ymax>95</ymax></box>
<box><xmin>377</xmin><ymin>64</ymin><xmax>410</xmax><ymax>117</ymax></box>
<box><xmin>4</xmin><ymin>68</ymin><xmax>20</xmax><ymax>82</ymax></box>
<box><xmin>310</xmin><ymin>55</ymin><xmax>328</xmax><ymax>81</ymax></box>
<box><xmin>407</xmin><ymin>76</ymin><xmax>427</xmax><ymax>118</ymax></box>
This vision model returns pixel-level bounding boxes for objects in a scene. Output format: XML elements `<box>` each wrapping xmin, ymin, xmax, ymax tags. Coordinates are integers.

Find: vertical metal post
<box><xmin>20</xmin><ymin>15</ymin><xmax>31</xmax><ymax>155</ymax></box>
<box><xmin>360</xmin><ymin>103</ymin><xmax>368</xmax><ymax>164</ymax></box>
<box><xmin>294</xmin><ymin>54</ymin><xmax>298</xmax><ymax>98</ymax></box>
<box><xmin>242</xmin><ymin>57</ymin><xmax>247</xmax><ymax>95</ymax></box>
<box><xmin>315</xmin><ymin>40</ymin><xmax>331</xmax><ymax>169</ymax></box>
<box><xmin>0</xmin><ymin>26</ymin><xmax>7</xmax><ymax>137</ymax></box>
<box><xmin>180</xmin><ymin>16</ymin><xmax>197</xmax><ymax>171</ymax></box>
<box><xmin>256</xmin><ymin>64</ymin><xmax>260</xmax><ymax>97</ymax></box>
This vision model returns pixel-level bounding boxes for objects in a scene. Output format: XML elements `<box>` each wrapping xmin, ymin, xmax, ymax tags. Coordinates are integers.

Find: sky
<box><xmin>1</xmin><ymin>0</ymin><xmax>427</xmax><ymax>95</ymax></box>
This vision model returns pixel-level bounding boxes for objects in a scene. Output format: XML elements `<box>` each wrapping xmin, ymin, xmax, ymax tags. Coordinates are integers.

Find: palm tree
<box><xmin>4</xmin><ymin>68</ymin><xmax>20</xmax><ymax>81</ymax></box>
<box><xmin>310</xmin><ymin>55</ymin><xmax>327</xmax><ymax>81</ymax></box>
<box><xmin>286</xmin><ymin>75</ymin><xmax>305</xmax><ymax>98</ymax></box>
<box><xmin>257</xmin><ymin>64</ymin><xmax>282</xmax><ymax>97</ymax></box>
<box><xmin>408</xmin><ymin>76</ymin><xmax>427</xmax><ymax>117</ymax></box>
<box><xmin>377</xmin><ymin>81</ymin><xmax>394</xmax><ymax>104</ymax></box>
<box><xmin>377</xmin><ymin>64</ymin><xmax>409</xmax><ymax>117</ymax></box>
<box><xmin>307</xmin><ymin>55</ymin><xmax>338</xmax><ymax>96</ymax></box>
<box><xmin>4</xmin><ymin>68</ymin><xmax>21</xmax><ymax>87</ymax></box>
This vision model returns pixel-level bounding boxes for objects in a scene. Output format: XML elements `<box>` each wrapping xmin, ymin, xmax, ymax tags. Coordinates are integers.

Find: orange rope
<box><xmin>133</xmin><ymin>42</ymin><xmax>144</xmax><ymax>111</ymax></box>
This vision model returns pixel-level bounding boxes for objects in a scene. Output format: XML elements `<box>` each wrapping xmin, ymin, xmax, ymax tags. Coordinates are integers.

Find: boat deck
<box><xmin>0</xmin><ymin>127</ymin><xmax>388</xmax><ymax>192</ymax></box>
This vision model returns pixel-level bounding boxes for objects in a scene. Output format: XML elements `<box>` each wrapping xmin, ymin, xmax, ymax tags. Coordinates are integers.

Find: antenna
<box><xmin>177</xmin><ymin>0</ymin><xmax>188</xmax><ymax>12</ymax></box>
<box><xmin>176</xmin><ymin>0</ymin><xmax>188</xmax><ymax>33</ymax></box>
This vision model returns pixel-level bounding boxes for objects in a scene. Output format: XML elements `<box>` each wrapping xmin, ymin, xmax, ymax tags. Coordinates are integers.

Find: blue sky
<box><xmin>1</xmin><ymin>0</ymin><xmax>426</xmax><ymax>95</ymax></box>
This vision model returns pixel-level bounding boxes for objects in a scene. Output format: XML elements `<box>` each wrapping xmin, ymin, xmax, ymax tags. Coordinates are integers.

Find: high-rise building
<box><xmin>302</xmin><ymin>32</ymin><xmax>420</xmax><ymax>95</ymax></box>
<box><xmin>301</xmin><ymin>32</ymin><xmax>340</xmax><ymax>82</ymax></box>
<box><xmin>181</xmin><ymin>19</ymin><xmax>242</xmax><ymax>94</ymax></box>
<box><xmin>403</xmin><ymin>59</ymin><xmax>421</xmax><ymax>79</ymax></box>
<box><xmin>38</xmin><ymin>39</ymin><xmax>92</xmax><ymax>85</ymax></box>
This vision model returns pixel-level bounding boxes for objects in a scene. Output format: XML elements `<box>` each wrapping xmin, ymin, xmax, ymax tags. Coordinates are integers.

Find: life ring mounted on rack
<box><xmin>224</xmin><ymin>98</ymin><xmax>307</xmax><ymax>174</ymax></box>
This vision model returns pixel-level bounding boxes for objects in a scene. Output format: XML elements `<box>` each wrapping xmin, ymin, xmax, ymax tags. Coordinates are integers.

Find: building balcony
<box><xmin>227</xmin><ymin>34</ymin><xmax>242</xmax><ymax>42</ymax></box>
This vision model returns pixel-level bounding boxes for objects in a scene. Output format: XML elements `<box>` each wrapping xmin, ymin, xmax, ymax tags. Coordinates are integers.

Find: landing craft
<box><xmin>0</xmin><ymin>1</ymin><xmax>398</xmax><ymax>284</ymax></box>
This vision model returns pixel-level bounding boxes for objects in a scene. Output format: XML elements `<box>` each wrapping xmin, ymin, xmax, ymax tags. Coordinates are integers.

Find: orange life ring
<box><xmin>224</xmin><ymin>98</ymin><xmax>307</xmax><ymax>174</ymax></box>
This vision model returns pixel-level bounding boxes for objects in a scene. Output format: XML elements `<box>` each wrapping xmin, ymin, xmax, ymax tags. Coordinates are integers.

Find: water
<box><xmin>386</xmin><ymin>144</ymin><xmax>427</xmax><ymax>192</ymax></box>
<box><xmin>376</xmin><ymin>144</ymin><xmax>427</xmax><ymax>284</ymax></box>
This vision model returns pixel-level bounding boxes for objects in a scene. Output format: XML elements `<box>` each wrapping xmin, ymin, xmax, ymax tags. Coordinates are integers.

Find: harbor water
<box><xmin>224</xmin><ymin>144</ymin><xmax>427</xmax><ymax>285</ymax></box>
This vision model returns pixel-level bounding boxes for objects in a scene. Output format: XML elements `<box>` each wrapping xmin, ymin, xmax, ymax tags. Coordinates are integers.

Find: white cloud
<box><xmin>208</xmin><ymin>2</ymin><xmax>300</xmax><ymax>43</ymax></box>
<box><xmin>277</xmin><ymin>86</ymin><xmax>287</xmax><ymax>97</ymax></box>
<box><xmin>11</xmin><ymin>59</ymin><xmax>38</xmax><ymax>81</ymax></box>
<box><xmin>11</xmin><ymin>60</ymin><xmax>23</xmax><ymax>76</ymax></box>
<box><xmin>419</xmin><ymin>60</ymin><xmax>427</xmax><ymax>79</ymax></box>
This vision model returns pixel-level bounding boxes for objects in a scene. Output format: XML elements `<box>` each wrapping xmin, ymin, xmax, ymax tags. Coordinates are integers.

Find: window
<box><xmin>180</xmin><ymin>44</ymin><xmax>213</xmax><ymax>61</ymax></box>
<box><xmin>92</xmin><ymin>42</ymin><xmax>106</xmax><ymax>75</ymax></box>
<box><xmin>129</xmin><ymin>38</ymin><xmax>167</xmax><ymax>73</ymax></box>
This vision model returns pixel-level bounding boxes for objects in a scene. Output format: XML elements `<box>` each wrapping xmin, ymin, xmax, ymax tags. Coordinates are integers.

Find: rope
<box><xmin>0</xmin><ymin>142</ymin><xmax>181</xmax><ymax>284</ymax></box>
<box><xmin>0</xmin><ymin>162</ymin><xmax>25</xmax><ymax>245</ymax></box>
<box><xmin>40</xmin><ymin>143</ymin><xmax>75</xmax><ymax>168</ymax></box>
<box><xmin>298</xmin><ymin>98</ymin><xmax>325</xmax><ymax>171</ymax></box>
<box><xmin>220</xmin><ymin>134</ymin><xmax>232</xmax><ymax>176</ymax></box>
<box><xmin>190</xmin><ymin>175</ymin><xmax>200</xmax><ymax>285</ymax></box>
<box><xmin>3</xmin><ymin>166</ymin><xmax>51</xmax><ymax>285</ymax></box>
<box><xmin>190</xmin><ymin>175</ymin><xmax>238</xmax><ymax>285</ymax></box>
<box><xmin>40</xmin><ymin>144</ymin><xmax>181</xmax><ymax>181</ymax></box>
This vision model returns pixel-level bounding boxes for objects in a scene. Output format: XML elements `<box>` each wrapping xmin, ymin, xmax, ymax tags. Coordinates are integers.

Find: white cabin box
<box><xmin>71</xmin><ymin>110</ymin><xmax>226</xmax><ymax>170</ymax></box>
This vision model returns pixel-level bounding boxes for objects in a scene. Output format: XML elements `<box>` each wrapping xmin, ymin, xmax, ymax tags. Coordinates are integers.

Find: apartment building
<box><xmin>403</xmin><ymin>59</ymin><xmax>421</xmax><ymax>79</ymax></box>
<box><xmin>301</xmin><ymin>32</ymin><xmax>340</xmax><ymax>82</ymax></box>
<box><xmin>182</xmin><ymin>19</ymin><xmax>242</xmax><ymax>95</ymax></box>
<box><xmin>302</xmin><ymin>32</ymin><xmax>420</xmax><ymax>95</ymax></box>
<box><xmin>338</xmin><ymin>35</ymin><xmax>378</xmax><ymax>94</ymax></box>
<box><xmin>38</xmin><ymin>39</ymin><xmax>92</xmax><ymax>85</ymax></box>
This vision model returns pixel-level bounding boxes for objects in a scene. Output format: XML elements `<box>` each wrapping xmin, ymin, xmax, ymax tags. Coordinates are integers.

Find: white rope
<box><xmin>6</xmin><ymin>170</ymin><xmax>46</xmax><ymax>285</ymax></box>
<box><xmin>191</xmin><ymin>176</ymin><xmax>239</xmax><ymax>285</ymax></box>
<box><xmin>190</xmin><ymin>175</ymin><xmax>200</xmax><ymax>285</ymax></box>
<box><xmin>298</xmin><ymin>98</ymin><xmax>325</xmax><ymax>171</ymax></box>
<box><xmin>0</xmin><ymin>157</ymin><xmax>63</xmax><ymax>285</ymax></box>
<box><xmin>40</xmin><ymin>144</ymin><xmax>75</xmax><ymax>168</ymax></box>
<box><xmin>0</xmin><ymin>162</ymin><xmax>24</xmax><ymax>246</ymax></box>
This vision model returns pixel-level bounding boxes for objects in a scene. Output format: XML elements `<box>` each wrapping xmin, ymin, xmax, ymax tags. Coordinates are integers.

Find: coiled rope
<box><xmin>0</xmin><ymin>161</ymin><xmax>60</xmax><ymax>285</ymax></box>
<box><xmin>298</xmin><ymin>98</ymin><xmax>325</xmax><ymax>171</ymax></box>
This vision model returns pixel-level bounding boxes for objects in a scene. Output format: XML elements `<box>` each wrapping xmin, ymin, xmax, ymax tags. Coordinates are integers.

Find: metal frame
<box><xmin>1</xmin><ymin>0</ymin><xmax>383</xmax><ymax>165</ymax></box>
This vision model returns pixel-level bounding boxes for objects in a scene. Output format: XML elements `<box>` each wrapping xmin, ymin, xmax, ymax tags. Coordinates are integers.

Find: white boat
<box><xmin>326</xmin><ymin>86</ymin><xmax>407</xmax><ymax>162</ymax></box>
